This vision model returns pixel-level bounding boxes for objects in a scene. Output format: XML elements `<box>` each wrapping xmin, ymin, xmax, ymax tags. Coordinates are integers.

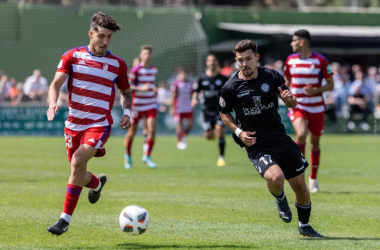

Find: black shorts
<box><xmin>202</xmin><ymin>111</ymin><xmax>224</xmax><ymax>132</ymax></box>
<box><xmin>246</xmin><ymin>136</ymin><xmax>308</xmax><ymax>180</ymax></box>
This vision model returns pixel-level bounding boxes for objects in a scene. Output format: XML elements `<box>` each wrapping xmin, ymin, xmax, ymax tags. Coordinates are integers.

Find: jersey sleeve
<box><xmin>274</xmin><ymin>71</ymin><xmax>288</xmax><ymax>96</ymax></box>
<box><xmin>170</xmin><ymin>81</ymin><xmax>178</xmax><ymax>92</ymax></box>
<box><xmin>217</xmin><ymin>83</ymin><xmax>234</xmax><ymax>114</ymax></box>
<box><xmin>57</xmin><ymin>50</ymin><xmax>73</xmax><ymax>75</ymax></box>
<box><xmin>321</xmin><ymin>58</ymin><xmax>333</xmax><ymax>79</ymax></box>
<box><xmin>116</xmin><ymin>60</ymin><xmax>130</xmax><ymax>90</ymax></box>
<box><xmin>194</xmin><ymin>78</ymin><xmax>202</xmax><ymax>93</ymax></box>
<box><xmin>129</xmin><ymin>66</ymin><xmax>139</xmax><ymax>86</ymax></box>
<box><xmin>283</xmin><ymin>57</ymin><xmax>291</xmax><ymax>78</ymax></box>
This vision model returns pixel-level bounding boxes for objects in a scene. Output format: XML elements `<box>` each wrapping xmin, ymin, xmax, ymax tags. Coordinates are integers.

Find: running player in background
<box><xmin>46</xmin><ymin>12</ymin><xmax>132</xmax><ymax>235</ymax></box>
<box><xmin>192</xmin><ymin>54</ymin><xmax>229</xmax><ymax>166</ymax></box>
<box><xmin>284</xmin><ymin>30</ymin><xmax>334</xmax><ymax>193</ymax></box>
<box><xmin>170</xmin><ymin>69</ymin><xmax>194</xmax><ymax>150</ymax></box>
<box><xmin>124</xmin><ymin>45</ymin><xmax>158</xmax><ymax>169</ymax></box>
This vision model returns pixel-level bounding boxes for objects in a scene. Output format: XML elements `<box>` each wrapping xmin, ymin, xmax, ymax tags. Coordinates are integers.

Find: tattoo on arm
<box><xmin>120</xmin><ymin>90</ymin><xmax>132</xmax><ymax>110</ymax></box>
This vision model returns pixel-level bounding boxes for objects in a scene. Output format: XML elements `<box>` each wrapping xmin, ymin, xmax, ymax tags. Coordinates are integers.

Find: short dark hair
<box><xmin>140</xmin><ymin>44</ymin><xmax>153</xmax><ymax>52</ymax></box>
<box><xmin>294</xmin><ymin>29</ymin><xmax>311</xmax><ymax>42</ymax></box>
<box><xmin>233</xmin><ymin>40</ymin><xmax>258</xmax><ymax>55</ymax></box>
<box><xmin>90</xmin><ymin>12</ymin><xmax>121</xmax><ymax>32</ymax></box>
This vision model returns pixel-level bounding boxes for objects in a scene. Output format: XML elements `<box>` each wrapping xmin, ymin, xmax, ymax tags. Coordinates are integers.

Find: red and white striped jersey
<box><xmin>284</xmin><ymin>52</ymin><xmax>333</xmax><ymax>113</ymax></box>
<box><xmin>129</xmin><ymin>64</ymin><xmax>157</xmax><ymax>112</ymax></box>
<box><xmin>57</xmin><ymin>46</ymin><xmax>130</xmax><ymax>131</ymax></box>
<box><xmin>171</xmin><ymin>80</ymin><xmax>193</xmax><ymax>114</ymax></box>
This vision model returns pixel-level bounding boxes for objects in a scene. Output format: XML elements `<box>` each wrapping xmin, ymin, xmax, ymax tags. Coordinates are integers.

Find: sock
<box><xmin>310</xmin><ymin>149</ymin><xmax>320</xmax><ymax>179</ymax></box>
<box><xmin>218</xmin><ymin>137</ymin><xmax>225</xmax><ymax>157</ymax></box>
<box><xmin>125</xmin><ymin>139</ymin><xmax>133</xmax><ymax>156</ymax></box>
<box><xmin>62</xmin><ymin>184</ymin><xmax>82</xmax><ymax>220</ymax></box>
<box><xmin>295</xmin><ymin>201</ymin><xmax>311</xmax><ymax>225</ymax></box>
<box><xmin>84</xmin><ymin>173</ymin><xmax>100</xmax><ymax>190</ymax></box>
<box><xmin>146</xmin><ymin>139</ymin><xmax>155</xmax><ymax>157</ymax></box>
<box><xmin>271</xmin><ymin>188</ymin><xmax>286</xmax><ymax>202</ymax></box>
<box><xmin>60</xmin><ymin>212</ymin><xmax>72</xmax><ymax>223</ymax></box>
<box><xmin>296</xmin><ymin>141</ymin><xmax>305</xmax><ymax>156</ymax></box>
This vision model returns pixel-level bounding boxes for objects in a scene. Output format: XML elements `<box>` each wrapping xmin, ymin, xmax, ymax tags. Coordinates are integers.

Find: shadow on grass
<box><xmin>301</xmin><ymin>237</ymin><xmax>380</xmax><ymax>241</ymax></box>
<box><xmin>117</xmin><ymin>243</ymin><xmax>255</xmax><ymax>249</ymax></box>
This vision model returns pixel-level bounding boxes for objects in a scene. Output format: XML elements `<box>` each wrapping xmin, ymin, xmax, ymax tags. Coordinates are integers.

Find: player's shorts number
<box><xmin>65</xmin><ymin>134</ymin><xmax>73</xmax><ymax>148</ymax></box>
<box><xmin>259</xmin><ymin>154</ymin><xmax>272</xmax><ymax>165</ymax></box>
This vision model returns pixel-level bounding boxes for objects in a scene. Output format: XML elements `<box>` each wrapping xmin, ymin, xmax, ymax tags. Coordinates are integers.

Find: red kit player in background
<box><xmin>124</xmin><ymin>45</ymin><xmax>158</xmax><ymax>169</ymax></box>
<box><xmin>46</xmin><ymin>12</ymin><xmax>133</xmax><ymax>235</ymax></box>
<box><xmin>284</xmin><ymin>30</ymin><xmax>334</xmax><ymax>193</ymax></box>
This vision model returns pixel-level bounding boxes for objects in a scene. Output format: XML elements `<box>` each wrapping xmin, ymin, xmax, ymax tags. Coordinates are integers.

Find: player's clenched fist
<box><xmin>120</xmin><ymin>115</ymin><xmax>132</xmax><ymax>130</ymax></box>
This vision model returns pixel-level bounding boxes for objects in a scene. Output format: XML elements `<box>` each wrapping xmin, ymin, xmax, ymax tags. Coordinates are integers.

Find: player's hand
<box><xmin>47</xmin><ymin>104</ymin><xmax>59</xmax><ymax>121</ymax></box>
<box><xmin>278</xmin><ymin>87</ymin><xmax>293</xmax><ymax>101</ymax></box>
<box><xmin>120</xmin><ymin>115</ymin><xmax>132</xmax><ymax>130</ymax></box>
<box><xmin>140</xmin><ymin>83</ymin><xmax>151</xmax><ymax>92</ymax></box>
<box><xmin>240</xmin><ymin>131</ymin><xmax>256</xmax><ymax>147</ymax></box>
<box><xmin>303</xmin><ymin>85</ymin><xmax>317</xmax><ymax>96</ymax></box>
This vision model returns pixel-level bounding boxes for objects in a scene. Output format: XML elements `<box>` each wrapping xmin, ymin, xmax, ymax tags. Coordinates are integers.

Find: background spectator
<box><xmin>23</xmin><ymin>69</ymin><xmax>48</xmax><ymax>102</ymax></box>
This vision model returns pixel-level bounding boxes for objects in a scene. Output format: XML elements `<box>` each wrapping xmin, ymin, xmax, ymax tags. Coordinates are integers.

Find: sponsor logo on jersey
<box><xmin>243</xmin><ymin>96</ymin><xmax>274</xmax><ymax>116</ymax></box>
<box><xmin>78</xmin><ymin>60</ymin><xmax>86</xmax><ymax>65</ymax></box>
<box><xmin>237</xmin><ymin>91</ymin><xmax>250</xmax><ymax>98</ymax></box>
<box><xmin>261</xmin><ymin>83</ymin><xmax>270</xmax><ymax>92</ymax></box>
<box><xmin>215</xmin><ymin>79</ymin><xmax>222</xmax><ymax>86</ymax></box>
<box><xmin>201</xmin><ymin>80</ymin><xmax>210</xmax><ymax>86</ymax></box>
<box><xmin>219</xmin><ymin>97</ymin><xmax>226</xmax><ymax>107</ymax></box>
<box><xmin>103</xmin><ymin>62</ymin><xmax>109</xmax><ymax>71</ymax></box>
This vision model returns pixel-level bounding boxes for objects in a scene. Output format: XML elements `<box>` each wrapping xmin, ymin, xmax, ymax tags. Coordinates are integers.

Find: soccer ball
<box><xmin>119</xmin><ymin>205</ymin><xmax>150</xmax><ymax>236</ymax></box>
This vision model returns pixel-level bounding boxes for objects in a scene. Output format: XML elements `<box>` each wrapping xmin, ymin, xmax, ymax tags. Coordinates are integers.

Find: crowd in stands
<box><xmin>1</xmin><ymin>60</ymin><xmax>379</xmax><ymax>132</ymax></box>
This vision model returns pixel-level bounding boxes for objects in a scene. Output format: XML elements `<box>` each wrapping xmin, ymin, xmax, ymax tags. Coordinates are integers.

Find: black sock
<box><xmin>271</xmin><ymin>188</ymin><xmax>286</xmax><ymax>201</ymax></box>
<box><xmin>295</xmin><ymin>201</ymin><xmax>312</xmax><ymax>225</ymax></box>
<box><xmin>219</xmin><ymin>137</ymin><xmax>225</xmax><ymax>156</ymax></box>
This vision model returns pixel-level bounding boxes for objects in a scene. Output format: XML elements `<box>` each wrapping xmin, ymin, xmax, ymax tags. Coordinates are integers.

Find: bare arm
<box><xmin>46</xmin><ymin>72</ymin><xmax>68</xmax><ymax>121</ymax></box>
<box><xmin>191</xmin><ymin>91</ymin><xmax>198</xmax><ymax>108</ymax></box>
<box><xmin>219</xmin><ymin>112</ymin><xmax>256</xmax><ymax>146</ymax></box>
<box><xmin>119</xmin><ymin>88</ymin><xmax>133</xmax><ymax>130</ymax></box>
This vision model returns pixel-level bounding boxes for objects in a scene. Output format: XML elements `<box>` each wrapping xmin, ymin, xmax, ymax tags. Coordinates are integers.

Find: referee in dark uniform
<box><xmin>218</xmin><ymin>39</ymin><xmax>323</xmax><ymax>237</ymax></box>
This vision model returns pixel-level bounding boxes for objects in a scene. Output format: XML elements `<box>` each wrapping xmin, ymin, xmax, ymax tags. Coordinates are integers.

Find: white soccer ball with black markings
<box><xmin>119</xmin><ymin>205</ymin><xmax>150</xmax><ymax>236</ymax></box>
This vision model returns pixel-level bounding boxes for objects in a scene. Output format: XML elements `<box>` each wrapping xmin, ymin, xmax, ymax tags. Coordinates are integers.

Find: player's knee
<box><xmin>268</xmin><ymin>173</ymin><xmax>285</xmax><ymax>190</ymax></box>
<box><xmin>70</xmin><ymin>155</ymin><xmax>87</xmax><ymax>171</ymax></box>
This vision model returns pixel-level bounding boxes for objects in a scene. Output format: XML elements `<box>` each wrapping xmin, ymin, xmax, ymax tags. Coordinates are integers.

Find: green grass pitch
<box><xmin>0</xmin><ymin>134</ymin><xmax>379</xmax><ymax>249</ymax></box>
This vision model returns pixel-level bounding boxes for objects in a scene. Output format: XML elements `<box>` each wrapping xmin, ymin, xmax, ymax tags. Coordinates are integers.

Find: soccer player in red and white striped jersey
<box><xmin>170</xmin><ymin>69</ymin><xmax>194</xmax><ymax>150</ymax></box>
<box><xmin>124</xmin><ymin>45</ymin><xmax>158</xmax><ymax>169</ymax></box>
<box><xmin>46</xmin><ymin>12</ymin><xmax>133</xmax><ymax>235</ymax></box>
<box><xmin>284</xmin><ymin>30</ymin><xmax>334</xmax><ymax>193</ymax></box>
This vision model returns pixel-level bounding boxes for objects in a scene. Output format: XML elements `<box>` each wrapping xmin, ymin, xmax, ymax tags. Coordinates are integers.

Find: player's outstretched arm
<box><xmin>119</xmin><ymin>88</ymin><xmax>132</xmax><ymax>130</ymax></box>
<box><xmin>219</xmin><ymin>112</ymin><xmax>256</xmax><ymax>146</ymax></box>
<box><xmin>47</xmin><ymin>72</ymin><xmax>68</xmax><ymax>121</ymax></box>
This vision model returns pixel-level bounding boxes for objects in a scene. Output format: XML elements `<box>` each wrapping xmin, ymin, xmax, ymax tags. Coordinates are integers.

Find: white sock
<box><xmin>93</xmin><ymin>181</ymin><xmax>102</xmax><ymax>192</ymax></box>
<box><xmin>60</xmin><ymin>213</ymin><xmax>72</xmax><ymax>223</ymax></box>
<box><xmin>299</xmin><ymin>221</ymin><xmax>309</xmax><ymax>227</ymax></box>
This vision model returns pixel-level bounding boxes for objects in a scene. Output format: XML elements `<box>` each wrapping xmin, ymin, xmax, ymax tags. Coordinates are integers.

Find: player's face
<box><xmin>290</xmin><ymin>35</ymin><xmax>302</xmax><ymax>52</ymax></box>
<box><xmin>235</xmin><ymin>49</ymin><xmax>259</xmax><ymax>77</ymax></box>
<box><xmin>140</xmin><ymin>49</ymin><xmax>152</xmax><ymax>64</ymax></box>
<box><xmin>89</xmin><ymin>27</ymin><xmax>114</xmax><ymax>56</ymax></box>
<box><xmin>206</xmin><ymin>55</ymin><xmax>218</xmax><ymax>71</ymax></box>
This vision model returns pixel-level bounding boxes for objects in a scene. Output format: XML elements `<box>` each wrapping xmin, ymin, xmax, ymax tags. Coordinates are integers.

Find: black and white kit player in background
<box><xmin>191</xmin><ymin>54</ymin><xmax>229</xmax><ymax>167</ymax></box>
<box><xmin>217</xmin><ymin>39</ymin><xmax>323</xmax><ymax>237</ymax></box>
